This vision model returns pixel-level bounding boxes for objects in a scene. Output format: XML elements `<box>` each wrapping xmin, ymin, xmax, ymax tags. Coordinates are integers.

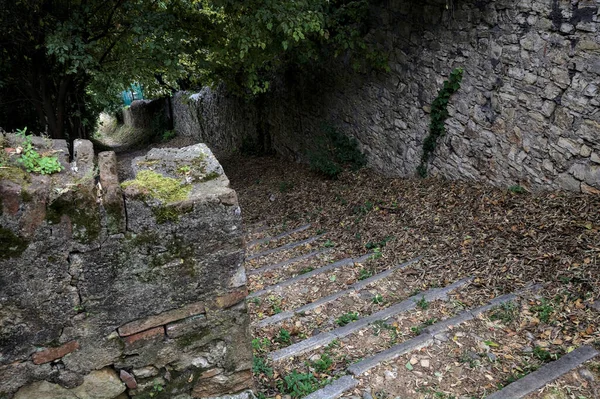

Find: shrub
<box><xmin>308</xmin><ymin>123</ymin><xmax>366</xmax><ymax>179</ymax></box>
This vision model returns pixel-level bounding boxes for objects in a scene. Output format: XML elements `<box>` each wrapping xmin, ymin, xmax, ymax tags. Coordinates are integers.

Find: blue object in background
<box><xmin>121</xmin><ymin>84</ymin><xmax>144</xmax><ymax>105</ymax></box>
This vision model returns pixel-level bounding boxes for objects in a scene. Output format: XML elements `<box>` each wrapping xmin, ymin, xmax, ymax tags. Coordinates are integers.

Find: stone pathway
<box><xmin>244</xmin><ymin>223</ymin><xmax>600</xmax><ymax>399</ymax></box>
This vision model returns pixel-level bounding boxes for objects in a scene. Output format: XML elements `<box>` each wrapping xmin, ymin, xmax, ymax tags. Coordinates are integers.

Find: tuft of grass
<box><xmin>489</xmin><ymin>301</ymin><xmax>518</xmax><ymax>324</ymax></box>
<box><xmin>358</xmin><ymin>268</ymin><xmax>373</xmax><ymax>281</ymax></box>
<box><xmin>508</xmin><ymin>184</ymin><xmax>526</xmax><ymax>194</ymax></box>
<box><xmin>252</xmin><ymin>356</ymin><xmax>273</xmax><ymax>377</ymax></box>
<box><xmin>336</xmin><ymin>312</ymin><xmax>359</xmax><ymax>326</ymax></box>
<box><xmin>416</xmin><ymin>296</ymin><xmax>429</xmax><ymax>310</ymax></box>
<box><xmin>278</xmin><ymin>371</ymin><xmax>328</xmax><ymax>398</ymax></box>
<box><xmin>531</xmin><ymin>298</ymin><xmax>555</xmax><ymax>324</ymax></box>
<box><xmin>275</xmin><ymin>328</ymin><xmax>292</xmax><ymax>345</ymax></box>
<box><xmin>310</xmin><ymin>353</ymin><xmax>333</xmax><ymax>373</ymax></box>
<box><xmin>372</xmin><ymin>293</ymin><xmax>384</xmax><ymax>305</ymax></box>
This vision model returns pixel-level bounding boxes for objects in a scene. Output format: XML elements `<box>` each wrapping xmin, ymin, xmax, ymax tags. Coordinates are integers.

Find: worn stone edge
<box><xmin>246</xmin><ymin>235</ymin><xmax>322</xmax><ymax>261</ymax></box>
<box><xmin>303</xmin><ymin>376</ymin><xmax>359</xmax><ymax>399</ymax></box>
<box><xmin>247</xmin><ymin>248</ymin><xmax>331</xmax><ymax>277</ymax></box>
<box><xmin>267</xmin><ymin>277</ymin><xmax>472</xmax><ymax>361</ymax></box>
<box><xmin>254</xmin><ymin>257</ymin><xmax>421</xmax><ymax>328</ymax></box>
<box><xmin>247</xmin><ymin>223</ymin><xmax>312</xmax><ymax>248</ymax></box>
<box><xmin>247</xmin><ymin>257</ymin><xmax>355</xmax><ymax>299</ymax></box>
<box><xmin>348</xmin><ymin>288</ymin><xmax>531</xmax><ymax>376</ymax></box>
<box><xmin>486</xmin><ymin>345</ymin><xmax>599</xmax><ymax>399</ymax></box>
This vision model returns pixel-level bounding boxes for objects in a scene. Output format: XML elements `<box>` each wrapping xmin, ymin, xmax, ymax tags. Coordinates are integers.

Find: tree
<box><xmin>0</xmin><ymin>0</ymin><xmax>380</xmax><ymax>141</ymax></box>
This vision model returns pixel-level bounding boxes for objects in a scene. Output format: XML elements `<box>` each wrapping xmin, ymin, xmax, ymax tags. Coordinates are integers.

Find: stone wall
<box><xmin>123</xmin><ymin>98</ymin><xmax>172</xmax><ymax>133</ymax></box>
<box><xmin>172</xmin><ymin>88</ymin><xmax>258</xmax><ymax>153</ymax></box>
<box><xmin>0</xmin><ymin>134</ymin><xmax>253</xmax><ymax>398</ymax></box>
<box><xmin>170</xmin><ymin>0</ymin><xmax>600</xmax><ymax>193</ymax></box>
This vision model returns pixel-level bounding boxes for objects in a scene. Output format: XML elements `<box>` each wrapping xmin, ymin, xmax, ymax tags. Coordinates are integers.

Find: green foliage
<box><xmin>418</xmin><ymin>68</ymin><xmax>464</xmax><ymax>177</ymax></box>
<box><xmin>365</xmin><ymin>235</ymin><xmax>393</xmax><ymax>250</ymax></box>
<box><xmin>252</xmin><ymin>337</ymin><xmax>271</xmax><ymax>353</ymax></box>
<box><xmin>336</xmin><ymin>312</ymin><xmax>359</xmax><ymax>326</ymax></box>
<box><xmin>531</xmin><ymin>299</ymin><xmax>555</xmax><ymax>324</ymax></box>
<box><xmin>372</xmin><ymin>293</ymin><xmax>384</xmax><ymax>305</ymax></box>
<box><xmin>323</xmin><ymin>239</ymin><xmax>335</xmax><ymax>248</ymax></box>
<box><xmin>299</xmin><ymin>267</ymin><xmax>315</xmax><ymax>275</ymax></box>
<box><xmin>533</xmin><ymin>346</ymin><xmax>559</xmax><ymax>362</ymax></box>
<box><xmin>162</xmin><ymin>130</ymin><xmax>176</xmax><ymax>142</ymax></box>
<box><xmin>353</xmin><ymin>200</ymin><xmax>374</xmax><ymax>215</ymax></box>
<box><xmin>508</xmin><ymin>185</ymin><xmax>526</xmax><ymax>194</ymax></box>
<box><xmin>308</xmin><ymin>123</ymin><xmax>366</xmax><ymax>179</ymax></box>
<box><xmin>276</xmin><ymin>328</ymin><xmax>292</xmax><ymax>345</ymax></box>
<box><xmin>15</xmin><ymin>128</ymin><xmax>63</xmax><ymax>175</ymax></box>
<box><xmin>311</xmin><ymin>353</ymin><xmax>333</xmax><ymax>372</ymax></box>
<box><xmin>253</xmin><ymin>356</ymin><xmax>274</xmax><ymax>377</ymax></box>
<box><xmin>358</xmin><ymin>268</ymin><xmax>373</xmax><ymax>281</ymax></box>
<box><xmin>416</xmin><ymin>296</ymin><xmax>429</xmax><ymax>310</ymax></box>
<box><xmin>369</xmin><ymin>247</ymin><xmax>383</xmax><ymax>260</ymax></box>
<box><xmin>489</xmin><ymin>301</ymin><xmax>518</xmax><ymax>324</ymax></box>
<box><xmin>278</xmin><ymin>371</ymin><xmax>324</xmax><ymax>398</ymax></box>
<box><xmin>1</xmin><ymin>0</ymin><xmax>380</xmax><ymax>139</ymax></box>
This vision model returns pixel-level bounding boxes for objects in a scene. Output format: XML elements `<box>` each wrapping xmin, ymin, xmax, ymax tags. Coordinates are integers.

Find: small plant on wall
<box><xmin>418</xmin><ymin>67</ymin><xmax>464</xmax><ymax>177</ymax></box>
<box><xmin>307</xmin><ymin>123</ymin><xmax>366</xmax><ymax>179</ymax></box>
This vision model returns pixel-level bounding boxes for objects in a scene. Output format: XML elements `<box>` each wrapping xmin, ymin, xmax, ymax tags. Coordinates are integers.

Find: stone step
<box><xmin>487</xmin><ymin>345</ymin><xmax>599</xmax><ymax>399</ymax></box>
<box><xmin>248</xmin><ymin>255</ymin><xmax>367</xmax><ymax>299</ymax></box>
<box><xmin>304</xmin><ymin>290</ymin><xmax>533</xmax><ymax>399</ymax></box>
<box><xmin>253</xmin><ymin>257</ymin><xmax>422</xmax><ymax>328</ymax></box>
<box><xmin>347</xmin><ymin>292</ymin><xmax>518</xmax><ymax>376</ymax></box>
<box><xmin>246</xmin><ymin>235</ymin><xmax>324</xmax><ymax>261</ymax></box>
<box><xmin>247</xmin><ymin>248</ymin><xmax>332</xmax><ymax>277</ymax></box>
<box><xmin>247</xmin><ymin>223</ymin><xmax>312</xmax><ymax>249</ymax></box>
<box><xmin>267</xmin><ymin>277</ymin><xmax>472</xmax><ymax>362</ymax></box>
<box><xmin>303</xmin><ymin>376</ymin><xmax>359</xmax><ymax>399</ymax></box>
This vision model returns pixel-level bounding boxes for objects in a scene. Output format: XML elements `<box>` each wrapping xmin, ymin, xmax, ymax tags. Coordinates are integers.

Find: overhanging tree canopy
<box><xmin>0</xmin><ymin>0</ymin><xmax>382</xmax><ymax>140</ymax></box>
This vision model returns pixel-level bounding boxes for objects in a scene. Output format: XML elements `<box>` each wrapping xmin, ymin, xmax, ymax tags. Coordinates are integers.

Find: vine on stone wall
<box><xmin>418</xmin><ymin>68</ymin><xmax>464</xmax><ymax>177</ymax></box>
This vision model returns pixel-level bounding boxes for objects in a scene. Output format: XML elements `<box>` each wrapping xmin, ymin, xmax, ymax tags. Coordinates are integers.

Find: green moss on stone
<box><xmin>152</xmin><ymin>205</ymin><xmax>181</xmax><ymax>224</ymax></box>
<box><xmin>20</xmin><ymin>189</ymin><xmax>33</xmax><ymax>202</ymax></box>
<box><xmin>0</xmin><ymin>227</ymin><xmax>29</xmax><ymax>259</ymax></box>
<box><xmin>121</xmin><ymin>170</ymin><xmax>191</xmax><ymax>204</ymax></box>
<box><xmin>46</xmin><ymin>194</ymin><xmax>101</xmax><ymax>244</ymax></box>
<box><xmin>201</xmin><ymin>171</ymin><xmax>220</xmax><ymax>182</ymax></box>
<box><xmin>103</xmin><ymin>202</ymin><xmax>124</xmax><ymax>233</ymax></box>
<box><xmin>0</xmin><ymin>166</ymin><xmax>31</xmax><ymax>185</ymax></box>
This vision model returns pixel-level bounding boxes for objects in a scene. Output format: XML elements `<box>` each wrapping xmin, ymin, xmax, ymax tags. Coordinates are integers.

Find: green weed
<box><xmin>252</xmin><ymin>356</ymin><xmax>273</xmax><ymax>377</ymax></box>
<box><xmin>276</xmin><ymin>328</ymin><xmax>292</xmax><ymax>345</ymax></box>
<box><xmin>416</xmin><ymin>296</ymin><xmax>429</xmax><ymax>310</ymax></box>
<box><xmin>336</xmin><ymin>312</ymin><xmax>359</xmax><ymax>326</ymax></box>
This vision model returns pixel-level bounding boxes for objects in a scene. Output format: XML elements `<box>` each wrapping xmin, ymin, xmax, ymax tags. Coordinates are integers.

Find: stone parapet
<box><xmin>0</xmin><ymin>133</ymin><xmax>252</xmax><ymax>398</ymax></box>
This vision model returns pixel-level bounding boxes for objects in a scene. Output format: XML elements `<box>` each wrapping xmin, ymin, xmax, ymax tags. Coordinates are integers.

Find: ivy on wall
<box><xmin>418</xmin><ymin>68</ymin><xmax>464</xmax><ymax>177</ymax></box>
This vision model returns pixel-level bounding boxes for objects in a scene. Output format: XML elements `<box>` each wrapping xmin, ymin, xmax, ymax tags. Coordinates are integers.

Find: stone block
<box><xmin>14</xmin><ymin>368</ymin><xmax>126</xmax><ymax>399</ymax></box>
<box><xmin>214</xmin><ymin>289</ymin><xmax>248</xmax><ymax>310</ymax></box>
<box><xmin>192</xmin><ymin>369</ymin><xmax>253</xmax><ymax>398</ymax></box>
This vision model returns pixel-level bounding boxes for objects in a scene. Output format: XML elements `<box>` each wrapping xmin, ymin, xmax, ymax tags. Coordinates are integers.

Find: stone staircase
<box><xmin>244</xmin><ymin>222</ymin><xmax>599</xmax><ymax>399</ymax></box>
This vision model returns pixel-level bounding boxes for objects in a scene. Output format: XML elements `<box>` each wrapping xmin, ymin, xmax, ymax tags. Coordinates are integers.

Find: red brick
<box><xmin>123</xmin><ymin>326</ymin><xmax>164</xmax><ymax>345</ymax></box>
<box><xmin>32</xmin><ymin>341</ymin><xmax>79</xmax><ymax>365</ymax></box>
<box><xmin>214</xmin><ymin>289</ymin><xmax>248</xmax><ymax>309</ymax></box>
<box><xmin>118</xmin><ymin>301</ymin><xmax>205</xmax><ymax>336</ymax></box>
